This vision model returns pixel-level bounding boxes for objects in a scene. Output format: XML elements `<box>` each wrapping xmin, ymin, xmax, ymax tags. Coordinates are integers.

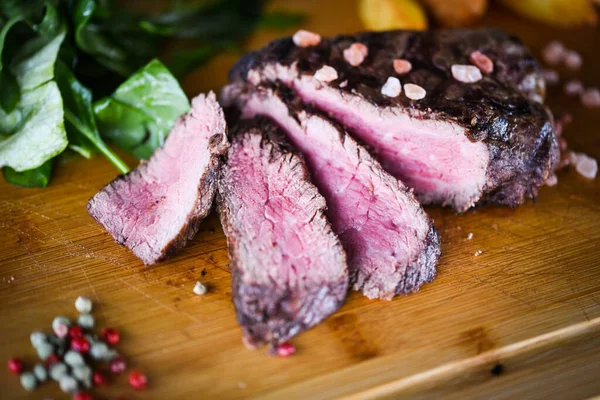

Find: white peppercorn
<box><xmin>58</xmin><ymin>375</ymin><xmax>79</xmax><ymax>394</ymax></box>
<box><xmin>36</xmin><ymin>342</ymin><xmax>54</xmax><ymax>361</ymax></box>
<box><xmin>30</xmin><ymin>331</ymin><xmax>47</xmax><ymax>348</ymax></box>
<box><xmin>64</xmin><ymin>350</ymin><xmax>85</xmax><ymax>366</ymax></box>
<box><xmin>52</xmin><ymin>316</ymin><xmax>71</xmax><ymax>331</ymax></box>
<box><xmin>77</xmin><ymin>313</ymin><xmax>95</xmax><ymax>330</ymax></box>
<box><xmin>20</xmin><ymin>372</ymin><xmax>37</xmax><ymax>391</ymax></box>
<box><xmin>75</xmin><ymin>296</ymin><xmax>93</xmax><ymax>314</ymax></box>
<box><xmin>33</xmin><ymin>364</ymin><xmax>47</xmax><ymax>382</ymax></box>
<box><xmin>72</xmin><ymin>364</ymin><xmax>92</xmax><ymax>388</ymax></box>
<box><xmin>49</xmin><ymin>362</ymin><xmax>68</xmax><ymax>381</ymax></box>
<box><xmin>90</xmin><ymin>342</ymin><xmax>110</xmax><ymax>361</ymax></box>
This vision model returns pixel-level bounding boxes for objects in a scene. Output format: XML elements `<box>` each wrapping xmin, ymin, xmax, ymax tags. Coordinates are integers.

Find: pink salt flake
<box><xmin>451</xmin><ymin>65</ymin><xmax>482</xmax><ymax>83</ymax></box>
<box><xmin>545</xmin><ymin>175</ymin><xmax>558</xmax><ymax>186</ymax></box>
<box><xmin>292</xmin><ymin>30</ymin><xmax>321</xmax><ymax>48</ymax></box>
<box><xmin>564</xmin><ymin>50</ymin><xmax>582</xmax><ymax>70</ymax></box>
<box><xmin>542</xmin><ymin>41</ymin><xmax>566</xmax><ymax>65</ymax></box>
<box><xmin>314</xmin><ymin>65</ymin><xmax>338</xmax><ymax>83</ymax></box>
<box><xmin>343</xmin><ymin>43</ymin><xmax>368</xmax><ymax>66</ymax></box>
<box><xmin>570</xmin><ymin>152</ymin><xmax>598</xmax><ymax>179</ymax></box>
<box><xmin>393</xmin><ymin>59</ymin><xmax>412</xmax><ymax>74</ymax></box>
<box><xmin>339</xmin><ymin>80</ymin><xmax>348</xmax><ymax>88</ymax></box>
<box><xmin>564</xmin><ymin>80</ymin><xmax>583</xmax><ymax>96</ymax></box>
<box><xmin>541</xmin><ymin>69</ymin><xmax>559</xmax><ymax>86</ymax></box>
<box><xmin>381</xmin><ymin>77</ymin><xmax>401</xmax><ymax>97</ymax></box>
<box><xmin>581</xmin><ymin>88</ymin><xmax>600</xmax><ymax>108</ymax></box>
<box><xmin>469</xmin><ymin>51</ymin><xmax>494</xmax><ymax>74</ymax></box>
<box><xmin>54</xmin><ymin>323</ymin><xmax>69</xmax><ymax>339</ymax></box>
<box><xmin>404</xmin><ymin>83</ymin><xmax>426</xmax><ymax>100</ymax></box>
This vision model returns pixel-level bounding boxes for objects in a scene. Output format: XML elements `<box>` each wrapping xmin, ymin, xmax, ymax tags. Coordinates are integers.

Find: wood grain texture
<box><xmin>1</xmin><ymin>1</ymin><xmax>599</xmax><ymax>399</ymax></box>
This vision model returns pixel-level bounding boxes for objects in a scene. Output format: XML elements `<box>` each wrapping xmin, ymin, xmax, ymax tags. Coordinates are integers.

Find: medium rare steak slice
<box><xmin>226</xmin><ymin>28</ymin><xmax>559</xmax><ymax>212</ymax></box>
<box><xmin>231</xmin><ymin>86</ymin><xmax>440</xmax><ymax>300</ymax></box>
<box><xmin>217</xmin><ymin>119</ymin><xmax>348</xmax><ymax>347</ymax></box>
<box><xmin>87</xmin><ymin>92</ymin><xmax>227</xmax><ymax>265</ymax></box>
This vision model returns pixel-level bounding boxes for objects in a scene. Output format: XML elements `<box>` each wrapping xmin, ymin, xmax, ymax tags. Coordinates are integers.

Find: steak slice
<box><xmin>217</xmin><ymin>118</ymin><xmax>348</xmax><ymax>347</ymax></box>
<box><xmin>87</xmin><ymin>92</ymin><xmax>228</xmax><ymax>265</ymax></box>
<box><xmin>225</xmin><ymin>28</ymin><xmax>559</xmax><ymax>212</ymax></box>
<box><xmin>230</xmin><ymin>85</ymin><xmax>440</xmax><ymax>300</ymax></box>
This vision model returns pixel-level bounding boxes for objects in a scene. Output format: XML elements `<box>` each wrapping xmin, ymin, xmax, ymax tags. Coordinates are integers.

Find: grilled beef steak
<box><xmin>87</xmin><ymin>92</ymin><xmax>227</xmax><ymax>265</ymax></box>
<box><xmin>217</xmin><ymin>119</ymin><xmax>348</xmax><ymax>347</ymax></box>
<box><xmin>230</xmin><ymin>86</ymin><xmax>440</xmax><ymax>300</ymax></box>
<box><xmin>225</xmin><ymin>28</ymin><xmax>559</xmax><ymax>212</ymax></box>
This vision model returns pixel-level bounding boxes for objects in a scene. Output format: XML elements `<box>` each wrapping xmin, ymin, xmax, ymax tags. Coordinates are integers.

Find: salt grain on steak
<box><xmin>292</xmin><ymin>30</ymin><xmax>321</xmax><ymax>47</ymax></box>
<box><xmin>542</xmin><ymin>40</ymin><xmax>566</xmax><ymax>65</ymax></box>
<box><xmin>581</xmin><ymin>88</ymin><xmax>600</xmax><ymax>108</ymax></box>
<box><xmin>314</xmin><ymin>65</ymin><xmax>338</xmax><ymax>82</ymax></box>
<box><xmin>564</xmin><ymin>50</ymin><xmax>582</xmax><ymax>70</ymax></box>
<box><xmin>451</xmin><ymin>65</ymin><xmax>482</xmax><ymax>83</ymax></box>
<box><xmin>469</xmin><ymin>51</ymin><xmax>494</xmax><ymax>74</ymax></box>
<box><xmin>404</xmin><ymin>83</ymin><xmax>426</xmax><ymax>100</ymax></box>
<box><xmin>393</xmin><ymin>59</ymin><xmax>412</xmax><ymax>74</ymax></box>
<box><xmin>343</xmin><ymin>43</ymin><xmax>368</xmax><ymax>66</ymax></box>
<box><xmin>381</xmin><ymin>77</ymin><xmax>401</xmax><ymax>97</ymax></box>
<box><xmin>217</xmin><ymin>118</ymin><xmax>348</xmax><ymax>345</ymax></box>
<box><xmin>87</xmin><ymin>92</ymin><xmax>228</xmax><ymax>265</ymax></box>
<box><xmin>564</xmin><ymin>80</ymin><xmax>584</xmax><ymax>96</ymax></box>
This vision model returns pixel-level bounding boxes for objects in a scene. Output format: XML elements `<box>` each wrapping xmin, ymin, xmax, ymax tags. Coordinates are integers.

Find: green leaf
<box><xmin>36</xmin><ymin>1</ymin><xmax>62</xmax><ymax>36</ymax></box>
<box><xmin>9</xmin><ymin>27</ymin><xmax>65</xmax><ymax>90</ymax></box>
<box><xmin>55</xmin><ymin>60</ymin><xmax>129</xmax><ymax>173</ymax></box>
<box><xmin>3</xmin><ymin>158</ymin><xmax>53</xmax><ymax>187</ymax></box>
<box><xmin>0</xmin><ymin>81</ymin><xmax>67</xmax><ymax>171</ymax></box>
<box><xmin>0</xmin><ymin>0</ymin><xmax>45</xmax><ymax>20</ymax></box>
<box><xmin>0</xmin><ymin>69</ymin><xmax>19</xmax><ymax>111</ymax></box>
<box><xmin>258</xmin><ymin>11</ymin><xmax>306</xmax><ymax>30</ymax></box>
<box><xmin>94</xmin><ymin>59</ymin><xmax>190</xmax><ymax>159</ymax></box>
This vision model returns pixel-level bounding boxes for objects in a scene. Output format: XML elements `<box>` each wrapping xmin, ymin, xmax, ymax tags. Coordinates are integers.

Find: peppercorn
<box><xmin>30</xmin><ymin>331</ymin><xmax>47</xmax><ymax>348</ymax></box>
<box><xmin>72</xmin><ymin>364</ymin><xmax>93</xmax><ymax>389</ymax></box>
<box><xmin>72</xmin><ymin>392</ymin><xmax>93</xmax><ymax>400</ymax></box>
<box><xmin>20</xmin><ymin>372</ymin><xmax>37</xmax><ymax>391</ymax></box>
<box><xmin>36</xmin><ymin>341</ymin><xmax>55</xmax><ymax>361</ymax></box>
<box><xmin>49</xmin><ymin>362</ymin><xmax>68</xmax><ymax>381</ymax></box>
<box><xmin>276</xmin><ymin>342</ymin><xmax>296</xmax><ymax>357</ymax></box>
<box><xmin>45</xmin><ymin>353</ymin><xmax>60</xmax><ymax>366</ymax></box>
<box><xmin>68</xmin><ymin>326</ymin><xmax>84</xmax><ymax>339</ymax></box>
<box><xmin>52</xmin><ymin>316</ymin><xmax>71</xmax><ymax>332</ymax></box>
<box><xmin>77</xmin><ymin>314</ymin><xmax>95</xmax><ymax>330</ymax></box>
<box><xmin>109</xmin><ymin>357</ymin><xmax>126</xmax><ymax>374</ymax></box>
<box><xmin>92</xmin><ymin>370</ymin><xmax>109</xmax><ymax>386</ymax></box>
<box><xmin>75</xmin><ymin>297</ymin><xmax>93</xmax><ymax>314</ymax></box>
<box><xmin>8</xmin><ymin>358</ymin><xmax>24</xmax><ymax>374</ymax></box>
<box><xmin>64</xmin><ymin>350</ymin><xmax>85</xmax><ymax>367</ymax></box>
<box><xmin>71</xmin><ymin>336</ymin><xmax>90</xmax><ymax>354</ymax></box>
<box><xmin>101</xmin><ymin>328</ymin><xmax>120</xmax><ymax>346</ymax></box>
<box><xmin>128</xmin><ymin>370</ymin><xmax>148</xmax><ymax>390</ymax></box>
<box><xmin>90</xmin><ymin>342</ymin><xmax>110</xmax><ymax>361</ymax></box>
<box><xmin>33</xmin><ymin>363</ymin><xmax>47</xmax><ymax>382</ymax></box>
<box><xmin>59</xmin><ymin>374</ymin><xmax>79</xmax><ymax>394</ymax></box>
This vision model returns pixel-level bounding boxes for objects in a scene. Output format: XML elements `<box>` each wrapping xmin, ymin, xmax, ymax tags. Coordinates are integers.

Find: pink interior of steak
<box><xmin>89</xmin><ymin>93</ymin><xmax>226</xmax><ymax>264</ymax></box>
<box><xmin>248</xmin><ymin>65</ymin><xmax>490</xmax><ymax>211</ymax></box>
<box><xmin>224</xmin><ymin>132</ymin><xmax>347</xmax><ymax>288</ymax></box>
<box><xmin>242</xmin><ymin>91</ymin><xmax>431</xmax><ymax>300</ymax></box>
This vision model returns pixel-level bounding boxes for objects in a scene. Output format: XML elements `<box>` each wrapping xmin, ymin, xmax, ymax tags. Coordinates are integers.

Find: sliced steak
<box><xmin>230</xmin><ymin>86</ymin><xmax>440</xmax><ymax>300</ymax></box>
<box><xmin>217</xmin><ymin>119</ymin><xmax>348</xmax><ymax>347</ymax></box>
<box><xmin>87</xmin><ymin>92</ymin><xmax>227</xmax><ymax>265</ymax></box>
<box><xmin>225</xmin><ymin>28</ymin><xmax>559</xmax><ymax>212</ymax></box>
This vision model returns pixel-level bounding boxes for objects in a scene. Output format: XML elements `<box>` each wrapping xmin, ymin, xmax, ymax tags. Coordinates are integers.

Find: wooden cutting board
<box><xmin>1</xmin><ymin>1</ymin><xmax>599</xmax><ymax>399</ymax></box>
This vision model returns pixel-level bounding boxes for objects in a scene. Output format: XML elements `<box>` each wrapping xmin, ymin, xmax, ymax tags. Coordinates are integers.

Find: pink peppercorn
<box><xmin>68</xmin><ymin>326</ymin><xmax>84</xmax><ymax>339</ymax></box>
<box><xmin>276</xmin><ymin>342</ymin><xmax>296</xmax><ymax>357</ymax></box>
<box><xmin>469</xmin><ymin>51</ymin><xmax>494</xmax><ymax>74</ymax></box>
<box><xmin>128</xmin><ymin>370</ymin><xmax>148</xmax><ymax>390</ymax></box>
<box><xmin>45</xmin><ymin>353</ymin><xmax>60</xmax><ymax>366</ymax></box>
<box><xmin>102</xmin><ymin>328</ymin><xmax>120</xmax><ymax>346</ymax></box>
<box><xmin>92</xmin><ymin>370</ymin><xmax>109</xmax><ymax>386</ymax></box>
<box><xmin>109</xmin><ymin>357</ymin><xmax>126</xmax><ymax>374</ymax></box>
<box><xmin>71</xmin><ymin>336</ymin><xmax>90</xmax><ymax>353</ymax></box>
<box><xmin>72</xmin><ymin>392</ymin><xmax>93</xmax><ymax>400</ymax></box>
<box><xmin>7</xmin><ymin>358</ymin><xmax>23</xmax><ymax>374</ymax></box>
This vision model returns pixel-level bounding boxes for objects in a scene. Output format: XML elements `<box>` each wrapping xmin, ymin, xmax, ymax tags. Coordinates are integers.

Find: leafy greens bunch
<box><xmin>0</xmin><ymin>0</ymin><xmax>302</xmax><ymax>188</ymax></box>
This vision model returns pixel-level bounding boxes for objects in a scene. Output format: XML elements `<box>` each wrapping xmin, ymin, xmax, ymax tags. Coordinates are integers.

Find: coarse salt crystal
<box><xmin>545</xmin><ymin>175</ymin><xmax>558</xmax><ymax>186</ymax></box>
<box><xmin>570</xmin><ymin>152</ymin><xmax>598</xmax><ymax>179</ymax></box>
<box><xmin>292</xmin><ymin>30</ymin><xmax>321</xmax><ymax>47</ymax></box>
<box><xmin>343</xmin><ymin>43</ymin><xmax>368</xmax><ymax>66</ymax></box>
<box><xmin>75</xmin><ymin>297</ymin><xmax>92</xmax><ymax>314</ymax></box>
<box><xmin>339</xmin><ymin>80</ymin><xmax>348</xmax><ymax>88</ymax></box>
<box><xmin>564</xmin><ymin>50</ymin><xmax>582</xmax><ymax>70</ymax></box>
<box><xmin>451</xmin><ymin>65</ymin><xmax>482</xmax><ymax>83</ymax></box>
<box><xmin>564</xmin><ymin>80</ymin><xmax>584</xmax><ymax>96</ymax></box>
<box><xmin>469</xmin><ymin>51</ymin><xmax>494</xmax><ymax>74</ymax></box>
<box><xmin>54</xmin><ymin>323</ymin><xmax>69</xmax><ymax>338</ymax></box>
<box><xmin>193</xmin><ymin>281</ymin><xmax>207</xmax><ymax>295</ymax></box>
<box><xmin>467</xmin><ymin>233</ymin><xmax>473</xmax><ymax>240</ymax></box>
<box><xmin>474</xmin><ymin>250</ymin><xmax>483</xmax><ymax>256</ymax></box>
<box><xmin>314</xmin><ymin>65</ymin><xmax>338</xmax><ymax>83</ymax></box>
<box><xmin>381</xmin><ymin>77</ymin><xmax>401</xmax><ymax>97</ymax></box>
<box><xmin>581</xmin><ymin>88</ymin><xmax>600</xmax><ymax>108</ymax></box>
<box><xmin>542</xmin><ymin>41</ymin><xmax>566</xmax><ymax>65</ymax></box>
<box><xmin>404</xmin><ymin>83</ymin><xmax>426</xmax><ymax>100</ymax></box>
<box><xmin>393</xmin><ymin>59</ymin><xmax>412</xmax><ymax>74</ymax></box>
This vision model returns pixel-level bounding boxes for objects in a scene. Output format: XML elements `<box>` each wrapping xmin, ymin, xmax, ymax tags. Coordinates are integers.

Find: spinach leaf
<box><xmin>94</xmin><ymin>59</ymin><xmax>190</xmax><ymax>159</ymax></box>
<box><xmin>3</xmin><ymin>158</ymin><xmax>53</xmax><ymax>187</ymax></box>
<box><xmin>0</xmin><ymin>0</ymin><xmax>45</xmax><ymax>20</ymax></box>
<box><xmin>0</xmin><ymin>81</ymin><xmax>67</xmax><ymax>171</ymax></box>
<box><xmin>0</xmin><ymin>16</ymin><xmax>24</xmax><ymax>112</ymax></box>
<box><xmin>55</xmin><ymin>61</ymin><xmax>129</xmax><ymax>173</ymax></box>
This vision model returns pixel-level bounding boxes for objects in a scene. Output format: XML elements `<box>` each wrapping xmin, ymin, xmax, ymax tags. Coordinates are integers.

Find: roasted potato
<box><xmin>359</xmin><ymin>0</ymin><xmax>428</xmax><ymax>31</ymax></box>
<box><xmin>500</xmin><ymin>0</ymin><xmax>597</xmax><ymax>27</ymax></box>
<box><xmin>420</xmin><ymin>0</ymin><xmax>488</xmax><ymax>27</ymax></box>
